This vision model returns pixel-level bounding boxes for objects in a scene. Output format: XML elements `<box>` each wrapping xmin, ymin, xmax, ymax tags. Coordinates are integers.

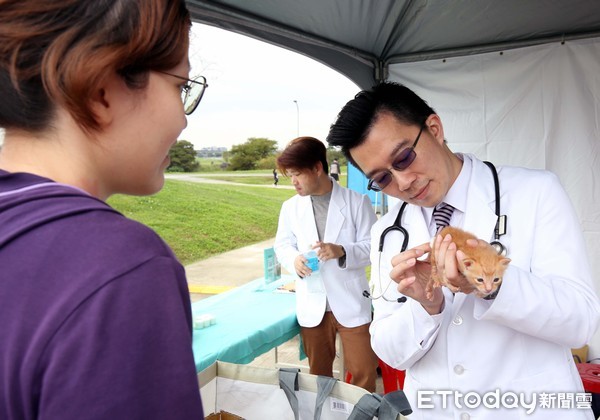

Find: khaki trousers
<box><xmin>300</xmin><ymin>311</ymin><xmax>378</xmax><ymax>392</ymax></box>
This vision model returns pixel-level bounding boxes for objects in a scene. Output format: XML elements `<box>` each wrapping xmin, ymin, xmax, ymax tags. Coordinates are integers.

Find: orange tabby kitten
<box><xmin>427</xmin><ymin>226</ymin><xmax>511</xmax><ymax>300</ymax></box>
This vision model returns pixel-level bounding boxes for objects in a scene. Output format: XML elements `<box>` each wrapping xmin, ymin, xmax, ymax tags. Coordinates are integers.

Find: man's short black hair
<box><xmin>326</xmin><ymin>82</ymin><xmax>435</xmax><ymax>172</ymax></box>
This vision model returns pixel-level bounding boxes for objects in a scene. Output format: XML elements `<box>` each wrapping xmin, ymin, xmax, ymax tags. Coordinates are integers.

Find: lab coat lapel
<box><xmin>298</xmin><ymin>195</ymin><xmax>319</xmax><ymax>247</ymax></box>
<box><xmin>462</xmin><ymin>158</ymin><xmax>498</xmax><ymax>243</ymax></box>
<box><xmin>324</xmin><ymin>181</ymin><xmax>344</xmax><ymax>242</ymax></box>
<box><xmin>401</xmin><ymin>202</ymin><xmax>431</xmax><ymax>248</ymax></box>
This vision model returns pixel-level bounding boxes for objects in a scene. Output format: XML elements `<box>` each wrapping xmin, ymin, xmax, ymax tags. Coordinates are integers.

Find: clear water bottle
<box><xmin>303</xmin><ymin>250</ymin><xmax>324</xmax><ymax>293</ymax></box>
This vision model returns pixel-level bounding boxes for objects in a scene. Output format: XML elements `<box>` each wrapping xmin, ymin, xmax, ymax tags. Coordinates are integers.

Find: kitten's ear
<box><xmin>463</xmin><ymin>258</ymin><xmax>474</xmax><ymax>268</ymax></box>
<box><xmin>500</xmin><ymin>258</ymin><xmax>511</xmax><ymax>267</ymax></box>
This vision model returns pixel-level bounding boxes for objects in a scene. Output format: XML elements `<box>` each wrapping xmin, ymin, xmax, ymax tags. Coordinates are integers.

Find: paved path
<box><xmin>186</xmin><ymin>237</ymin><xmax>279</xmax><ymax>302</ymax></box>
<box><xmin>166</xmin><ymin>173</ymin><xmax>295</xmax><ymax>190</ymax></box>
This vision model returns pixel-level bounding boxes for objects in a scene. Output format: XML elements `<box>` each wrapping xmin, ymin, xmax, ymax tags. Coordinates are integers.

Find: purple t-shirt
<box><xmin>0</xmin><ymin>171</ymin><xmax>204</xmax><ymax>419</ymax></box>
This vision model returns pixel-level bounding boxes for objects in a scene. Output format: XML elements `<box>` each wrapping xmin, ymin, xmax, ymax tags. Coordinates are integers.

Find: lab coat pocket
<box><xmin>508</xmin><ymin>364</ymin><xmax>578</xmax><ymax>420</ymax></box>
<box><xmin>304</xmin><ymin>273</ymin><xmax>325</xmax><ymax>293</ymax></box>
<box><xmin>343</xmin><ymin>274</ymin><xmax>364</xmax><ymax>294</ymax></box>
<box><xmin>510</xmin><ymin>363</ymin><xmax>568</xmax><ymax>394</ymax></box>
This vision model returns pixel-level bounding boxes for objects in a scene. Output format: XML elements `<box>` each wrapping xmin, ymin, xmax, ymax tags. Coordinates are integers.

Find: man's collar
<box><xmin>443</xmin><ymin>153</ymin><xmax>470</xmax><ymax>213</ymax></box>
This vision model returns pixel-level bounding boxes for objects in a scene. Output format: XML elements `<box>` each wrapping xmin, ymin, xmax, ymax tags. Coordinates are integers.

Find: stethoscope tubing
<box><xmin>380</xmin><ymin>161</ymin><xmax>504</xmax><ymax>253</ymax></box>
<box><xmin>368</xmin><ymin>161</ymin><xmax>507</xmax><ymax>301</ymax></box>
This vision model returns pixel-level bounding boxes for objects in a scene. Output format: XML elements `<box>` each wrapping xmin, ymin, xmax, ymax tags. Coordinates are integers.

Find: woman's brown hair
<box><xmin>0</xmin><ymin>0</ymin><xmax>191</xmax><ymax>133</ymax></box>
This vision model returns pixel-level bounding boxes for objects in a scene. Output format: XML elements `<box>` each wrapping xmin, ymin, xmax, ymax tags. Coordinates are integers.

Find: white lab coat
<box><xmin>370</xmin><ymin>155</ymin><xmax>600</xmax><ymax>419</ymax></box>
<box><xmin>275</xmin><ymin>179</ymin><xmax>376</xmax><ymax>328</ymax></box>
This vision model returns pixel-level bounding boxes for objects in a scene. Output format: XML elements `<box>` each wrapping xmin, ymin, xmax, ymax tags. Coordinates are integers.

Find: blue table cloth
<box><xmin>192</xmin><ymin>276</ymin><xmax>300</xmax><ymax>372</ymax></box>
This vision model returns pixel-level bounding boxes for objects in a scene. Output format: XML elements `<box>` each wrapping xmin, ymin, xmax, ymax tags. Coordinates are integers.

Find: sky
<box><xmin>182</xmin><ymin>23</ymin><xmax>360</xmax><ymax>151</ymax></box>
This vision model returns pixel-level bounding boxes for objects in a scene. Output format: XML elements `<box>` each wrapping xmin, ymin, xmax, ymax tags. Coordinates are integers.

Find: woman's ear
<box><xmin>88</xmin><ymin>86</ymin><xmax>113</xmax><ymax>128</ymax></box>
<box><xmin>89</xmin><ymin>73</ymin><xmax>123</xmax><ymax>127</ymax></box>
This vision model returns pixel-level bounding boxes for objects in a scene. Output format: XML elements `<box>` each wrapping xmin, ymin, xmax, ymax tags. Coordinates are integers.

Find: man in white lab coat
<box><xmin>274</xmin><ymin>136</ymin><xmax>379</xmax><ymax>392</ymax></box>
<box><xmin>326</xmin><ymin>82</ymin><xmax>600</xmax><ymax>419</ymax></box>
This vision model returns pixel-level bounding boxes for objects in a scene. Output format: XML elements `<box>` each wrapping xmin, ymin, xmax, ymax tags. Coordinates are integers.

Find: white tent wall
<box><xmin>387</xmin><ymin>37</ymin><xmax>600</xmax><ymax>358</ymax></box>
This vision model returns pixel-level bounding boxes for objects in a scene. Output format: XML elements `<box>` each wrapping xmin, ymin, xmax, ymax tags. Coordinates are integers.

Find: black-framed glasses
<box><xmin>156</xmin><ymin>71</ymin><xmax>208</xmax><ymax>115</ymax></box>
<box><xmin>367</xmin><ymin>124</ymin><xmax>425</xmax><ymax>192</ymax></box>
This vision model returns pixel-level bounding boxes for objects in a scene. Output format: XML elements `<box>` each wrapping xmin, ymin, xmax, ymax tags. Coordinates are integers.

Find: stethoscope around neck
<box><xmin>364</xmin><ymin>161</ymin><xmax>507</xmax><ymax>302</ymax></box>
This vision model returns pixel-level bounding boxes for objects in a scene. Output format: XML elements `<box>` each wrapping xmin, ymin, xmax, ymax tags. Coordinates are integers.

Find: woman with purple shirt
<box><xmin>0</xmin><ymin>1</ymin><xmax>207</xmax><ymax>418</ymax></box>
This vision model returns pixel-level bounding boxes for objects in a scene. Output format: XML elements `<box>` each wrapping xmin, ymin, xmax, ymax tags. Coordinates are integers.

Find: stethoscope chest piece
<box><xmin>490</xmin><ymin>241</ymin><xmax>507</xmax><ymax>256</ymax></box>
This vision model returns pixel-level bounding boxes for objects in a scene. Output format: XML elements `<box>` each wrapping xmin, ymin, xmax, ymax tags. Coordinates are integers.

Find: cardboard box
<box><xmin>572</xmin><ymin>345</ymin><xmax>589</xmax><ymax>364</ymax></box>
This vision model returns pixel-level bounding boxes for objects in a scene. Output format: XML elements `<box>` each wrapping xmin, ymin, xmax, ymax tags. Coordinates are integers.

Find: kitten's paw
<box><xmin>447</xmin><ymin>284</ymin><xmax>460</xmax><ymax>293</ymax></box>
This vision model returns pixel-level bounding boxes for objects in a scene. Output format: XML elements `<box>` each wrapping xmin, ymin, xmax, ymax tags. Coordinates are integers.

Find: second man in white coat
<box><xmin>274</xmin><ymin>137</ymin><xmax>379</xmax><ymax>392</ymax></box>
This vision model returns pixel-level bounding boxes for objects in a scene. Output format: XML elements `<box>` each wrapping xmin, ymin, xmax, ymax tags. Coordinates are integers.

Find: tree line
<box><xmin>168</xmin><ymin>137</ymin><xmax>345</xmax><ymax>172</ymax></box>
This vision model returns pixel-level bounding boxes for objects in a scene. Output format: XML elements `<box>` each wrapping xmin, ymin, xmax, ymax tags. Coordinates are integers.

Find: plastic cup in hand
<box><xmin>304</xmin><ymin>250</ymin><xmax>319</xmax><ymax>273</ymax></box>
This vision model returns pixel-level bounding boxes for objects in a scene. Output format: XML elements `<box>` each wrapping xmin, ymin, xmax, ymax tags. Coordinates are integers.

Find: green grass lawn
<box><xmin>108</xmin><ymin>180</ymin><xmax>296</xmax><ymax>265</ymax></box>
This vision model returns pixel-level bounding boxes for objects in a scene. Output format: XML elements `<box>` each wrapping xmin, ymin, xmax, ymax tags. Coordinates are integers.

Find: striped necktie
<box><xmin>433</xmin><ymin>202</ymin><xmax>454</xmax><ymax>232</ymax></box>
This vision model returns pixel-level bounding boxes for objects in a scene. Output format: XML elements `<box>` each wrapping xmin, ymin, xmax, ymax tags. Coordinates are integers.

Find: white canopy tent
<box><xmin>186</xmin><ymin>0</ymin><xmax>600</xmax><ymax>89</ymax></box>
<box><xmin>187</xmin><ymin>0</ymin><xmax>600</xmax><ymax>357</ymax></box>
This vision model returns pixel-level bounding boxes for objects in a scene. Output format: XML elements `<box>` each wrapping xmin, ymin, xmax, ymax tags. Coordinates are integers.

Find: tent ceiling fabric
<box><xmin>186</xmin><ymin>0</ymin><xmax>600</xmax><ymax>88</ymax></box>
